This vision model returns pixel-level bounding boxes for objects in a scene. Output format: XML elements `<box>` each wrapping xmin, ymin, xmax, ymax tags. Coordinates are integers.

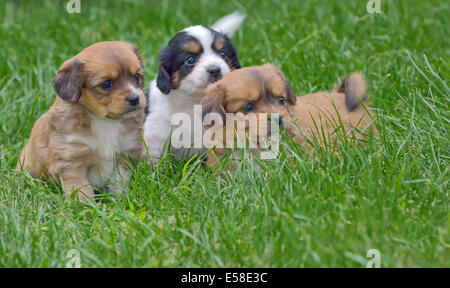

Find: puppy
<box><xmin>201</xmin><ymin>64</ymin><xmax>376</xmax><ymax>166</ymax></box>
<box><xmin>143</xmin><ymin>12</ymin><xmax>245</xmax><ymax>164</ymax></box>
<box><xmin>292</xmin><ymin>72</ymin><xmax>376</xmax><ymax>148</ymax></box>
<box><xmin>16</xmin><ymin>41</ymin><xmax>147</xmax><ymax>202</ymax></box>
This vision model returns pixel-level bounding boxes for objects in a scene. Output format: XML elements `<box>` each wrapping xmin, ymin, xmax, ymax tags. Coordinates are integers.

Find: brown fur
<box><xmin>201</xmin><ymin>64</ymin><xmax>377</xmax><ymax>166</ymax></box>
<box><xmin>183</xmin><ymin>40</ymin><xmax>202</xmax><ymax>55</ymax></box>
<box><xmin>171</xmin><ymin>71</ymin><xmax>181</xmax><ymax>88</ymax></box>
<box><xmin>292</xmin><ymin>72</ymin><xmax>375</xmax><ymax>147</ymax></box>
<box><xmin>213</xmin><ymin>37</ymin><xmax>225</xmax><ymax>51</ymax></box>
<box><xmin>16</xmin><ymin>41</ymin><xmax>146</xmax><ymax>203</ymax></box>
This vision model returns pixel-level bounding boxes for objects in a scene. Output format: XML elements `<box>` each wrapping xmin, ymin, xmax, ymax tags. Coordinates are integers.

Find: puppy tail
<box><xmin>337</xmin><ymin>72</ymin><xmax>368</xmax><ymax>111</ymax></box>
<box><xmin>211</xmin><ymin>11</ymin><xmax>246</xmax><ymax>37</ymax></box>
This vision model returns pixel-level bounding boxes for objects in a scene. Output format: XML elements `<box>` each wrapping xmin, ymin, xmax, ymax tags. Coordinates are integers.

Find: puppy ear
<box><xmin>131</xmin><ymin>43</ymin><xmax>144</xmax><ymax>70</ymax></box>
<box><xmin>201</xmin><ymin>84</ymin><xmax>226</xmax><ymax>125</ymax></box>
<box><xmin>265</xmin><ymin>63</ymin><xmax>296</xmax><ymax>105</ymax></box>
<box><xmin>156</xmin><ymin>46</ymin><xmax>172</xmax><ymax>94</ymax></box>
<box><xmin>52</xmin><ymin>58</ymin><xmax>84</xmax><ymax>103</ymax></box>
<box><xmin>210</xmin><ymin>11</ymin><xmax>246</xmax><ymax>37</ymax></box>
<box><xmin>337</xmin><ymin>72</ymin><xmax>367</xmax><ymax>111</ymax></box>
<box><xmin>157</xmin><ymin>63</ymin><xmax>171</xmax><ymax>94</ymax></box>
<box><xmin>284</xmin><ymin>78</ymin><xmax>296</xmax><ymax>105</ymax></box>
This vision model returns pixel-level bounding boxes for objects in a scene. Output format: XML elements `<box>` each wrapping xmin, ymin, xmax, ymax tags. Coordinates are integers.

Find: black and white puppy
<box><xmin>143</xmin><ymin>12</ymin><xmax>245</xmax><ymax>163</ymax></box>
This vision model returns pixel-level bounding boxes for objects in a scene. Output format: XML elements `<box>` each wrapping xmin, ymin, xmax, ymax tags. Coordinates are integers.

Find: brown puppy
<box><xmin>201</xmin><ymin>64</ymin><xmax>376</xmax><ymax>166</ymax></box>
<box><xmin>16</xmin><ymin>41</ymin><xmax>147</xmax><ymax>202</ymax></box>
<box><xmin>292</xmin><ymin>72</ymin><xmax>376</xmax><ymax>148</ymax></box>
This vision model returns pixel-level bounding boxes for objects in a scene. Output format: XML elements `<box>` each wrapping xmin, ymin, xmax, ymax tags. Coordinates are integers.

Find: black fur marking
<box><xmin>208</xmin><ymin>27</ymin><xmax>241</xmax><ymax>70</ymax></box>
<box><xmin>156</xmin><ymin>55</ymin><xmax>172</xmax><ymax>94</ymax></box>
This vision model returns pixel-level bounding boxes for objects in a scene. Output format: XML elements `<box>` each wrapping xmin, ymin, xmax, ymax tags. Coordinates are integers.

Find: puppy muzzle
<box><xmin>207</xmin><ymin>66</ymin><xmax>223</xmax><ymax>83</ymax></box>
<box><xmin>126</xmin><ymin>94</ymin><xmax>140</xmax><ymax>107</ymax></box>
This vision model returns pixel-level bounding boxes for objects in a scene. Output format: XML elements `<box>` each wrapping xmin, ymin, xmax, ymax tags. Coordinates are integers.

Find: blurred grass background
<box><xmin>0</xmin><ymin>0</ymin><xmax>448</xmax><ymax>267</ymax></box>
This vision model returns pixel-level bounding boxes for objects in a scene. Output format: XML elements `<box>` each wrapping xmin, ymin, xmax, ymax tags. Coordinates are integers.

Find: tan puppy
<box><xmin>201</xmin><ymin>64</ymin><xmax>376</xmax><ymax>166</ymax></box>
<box><xmin>292</xmin><ymin>72</ymin><xmax>376</xmax><ymax>148</ymax></box>
<box><xmin>16</xmin><ymin>41</ymin><xmax>147</xmax><ymax>202</ymax></box>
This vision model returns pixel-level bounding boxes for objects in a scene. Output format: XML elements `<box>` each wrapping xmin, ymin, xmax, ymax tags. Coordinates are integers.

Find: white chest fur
<box><xmin>89</xmin><ymin>116</ymin><xmax>136</xmax><ymax>159</ymax></box>
<box><xmin>143</xmin><ymin>81</ymin><xmax>207</xmax><ymax>162</ymax></box>
<box><xmin>66</xmin><ymin>114</ymin><xmax>139</xmax><ymax>187</ymax></box>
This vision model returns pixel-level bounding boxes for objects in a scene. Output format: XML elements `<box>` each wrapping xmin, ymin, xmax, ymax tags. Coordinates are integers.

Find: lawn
<box><xmin>0</xmin><ymin>0</ymin><xmax>448</xmax><ymax>267</ymax></box>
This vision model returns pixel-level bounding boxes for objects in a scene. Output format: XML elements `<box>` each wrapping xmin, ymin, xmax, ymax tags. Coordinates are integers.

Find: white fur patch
<box><xmin>210</xmin><ymin>11</ymin><xmax>246</xmax><ymax>37</ymax></box>
<box><xmin>184</xmin><ymin>25</ymin><xmax>213</xmax><ymax>49</ymax></box>
<box><xmin>66</xmin><ymin>114</ymin><xmax>138</xmax><ymax>189</ymax></box>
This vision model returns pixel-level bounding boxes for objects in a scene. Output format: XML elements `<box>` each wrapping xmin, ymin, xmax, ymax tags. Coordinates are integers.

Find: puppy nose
<box><xmin>207</xmin><ymin>66</ymin><xmax>222</xmax><ymax>78</ymax></box>
<box><xmin>126</xmin><ymin>94</ymin><xmax>140</xmax><ymax>106</ymax></box>
<box><xmin>278</xmin><ymin>116</ymin><xmax>285</xmax><ymax>129</ymax></box>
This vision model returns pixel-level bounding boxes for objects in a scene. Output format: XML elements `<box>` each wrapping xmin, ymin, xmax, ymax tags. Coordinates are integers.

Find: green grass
<box><xmin>0</xmin><ymin>0</ymin><xmax>448</xmax><ymax>267</ymax></box>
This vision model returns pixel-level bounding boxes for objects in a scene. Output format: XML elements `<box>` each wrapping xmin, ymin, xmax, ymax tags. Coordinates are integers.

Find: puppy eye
<box><xmin>219</xmin><ymin>51</ymin><xmax>226</xmax><ymax>58</ymax></box>
<box><xmin>135</xmin><ymin>73</ymin><xmax>141</xmax><ymax>83</ymax></box>
<box><xmin>242</xmin><ymin>103</ymin><xmax>255</xmax><ymax>113</ymax></box>
<box><xmin>278</xmin><ymin>97</ymin><xmax>285</xmax><ymax>105</ymax></box>
<box><xmin>185</xmin><ymin>56</ymin><xmax>197</xmax><ymax>66</ymax></box>
<box><xmin>101</xmin><ymin>80</ymin><xmax>113</xmax><ymax>90</ymax></box>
